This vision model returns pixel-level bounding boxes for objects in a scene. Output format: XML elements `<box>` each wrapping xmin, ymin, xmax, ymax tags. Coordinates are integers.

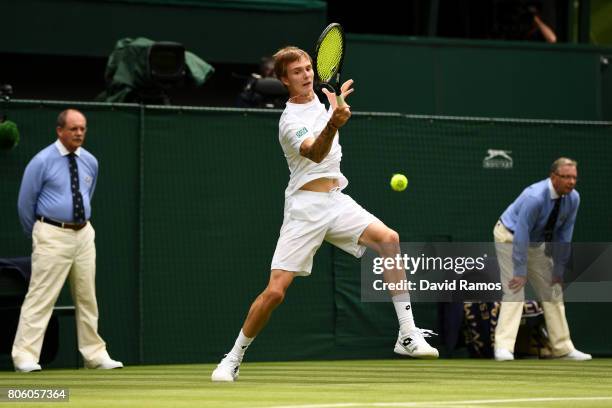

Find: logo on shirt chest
<box><xmin>295</xmin><ymin>127</ymin><xmax>308</xmax><ymax>139</ymax></box>
<box><xmin>84</xmin><ymin>175</ymin><xmax>93</xmax><ymax>186</ymax></box>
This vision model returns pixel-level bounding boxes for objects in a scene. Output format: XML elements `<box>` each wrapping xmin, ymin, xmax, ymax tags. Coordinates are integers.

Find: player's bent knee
<box><xmin>381</xmin><ymin>229</ymin><xmax>400</xmax><ymax>245</ymax></box>
<box><xmin>263</xmin><ymin>287</ymin><xmax>286</xmax><ymax>307</ymax></box>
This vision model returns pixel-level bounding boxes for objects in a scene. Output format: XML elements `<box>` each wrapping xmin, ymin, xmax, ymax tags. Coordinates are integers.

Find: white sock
<box><xmin>392</xmin><ymin>294</ymin><xmax>416</xmax><ymax>334</ymax></box>
<box><xmin>228</xmin><ymin>329</ymin><xmax>254</xmax><ymax>360</ymax></box>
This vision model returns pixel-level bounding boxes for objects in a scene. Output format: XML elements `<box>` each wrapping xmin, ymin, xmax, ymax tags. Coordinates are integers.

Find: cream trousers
<box><xmin>493</xmin><ymin>221</ymin><xmax>574</xmax><ymax>356</ymax></box>
<box><xmin>12</xmin><ymin>221</ymin><xmax>110</xmax><ymax>366</ymax></box>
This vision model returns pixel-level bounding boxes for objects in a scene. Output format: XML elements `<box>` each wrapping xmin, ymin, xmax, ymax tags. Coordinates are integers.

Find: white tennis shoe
<box><xmin>560</xmin><ymin>349</ymin><xmax>592</xmax><ymax>361</ymax></box>
<box><xmin>211</xmin><ymin>354</ymin><xmax>241</xmax><ymax>382</ymax></box>
<box><xmin>85</xmin><ymin>358</ymin><xmax>124</xmax><ymax>369</ymax></box>
<box><xmin>394</xmin><ymin>328</ymin><xmax>439</xmax><ymax>359</ymax></box>
<box><xmin>494</xmin><ymin>348</ymin><xmax>514</xmax><ymax>361</ymax></box>
<box><xmin>14</xmin><ymin>361</ymin><xmax>42</xmax><ymax>372</ymax></box>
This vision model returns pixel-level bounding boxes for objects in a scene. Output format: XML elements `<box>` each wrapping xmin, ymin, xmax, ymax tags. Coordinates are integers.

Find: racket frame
<box><xmin>314</xmin><ymin>22</ymin><xmax>346</xmax><ymax>106</ymax></box>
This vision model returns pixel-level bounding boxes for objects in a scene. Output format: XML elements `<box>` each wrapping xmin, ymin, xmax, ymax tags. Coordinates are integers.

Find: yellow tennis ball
<box><xmin>390</xmin><ymin>174</ymin><xmax>408</xmax><ymax>192</ymax></box>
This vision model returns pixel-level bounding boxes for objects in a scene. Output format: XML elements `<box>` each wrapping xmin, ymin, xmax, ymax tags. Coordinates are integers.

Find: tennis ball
<box><xmin>390</xmin><ymin>174</ymin><xmax>408</xmax><ymax>192</ymax></box>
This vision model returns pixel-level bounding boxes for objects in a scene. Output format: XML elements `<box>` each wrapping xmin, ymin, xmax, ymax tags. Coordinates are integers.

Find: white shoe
<box><xmin>561</xmin><ymin>349</ymin><xmax>592</xmax><ymax>361</ymax></box>
<box><xmin>494</xmin><ymin>348</ymin><xmax>514</xmax><ymax>361</ymax></box>
<box><xmin>394</xmin><ymin>328</ymin><xmax>439</xmax><ymax>359</ymax></box>
<box><xmin>86</xmin><ymin>358</ymin><xmax>124</xmax><ymax>369</ymax></box>
<box><xmin>14</xmin><ymin>362</ymin><xmax>42</xmax><ymax>372</ymax></box>
<box><xmin>211</xmin><ymin>354</ymin><xmax>241</xmax><ymax>382</ymax></box>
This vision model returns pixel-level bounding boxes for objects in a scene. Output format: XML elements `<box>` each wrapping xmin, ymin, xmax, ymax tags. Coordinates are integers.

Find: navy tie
<box><xmin>543</xmin><ymin>198</ymin><xmax>561</xmax><ymax>256</ymax></box>
<box><xmin>67</xmin><ymin>153</ymin><xmax>86</xmax><ymax>224</ymax></box>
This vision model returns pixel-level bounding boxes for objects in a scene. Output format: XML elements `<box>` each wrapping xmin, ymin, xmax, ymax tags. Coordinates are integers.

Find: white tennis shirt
<box><xmin>278</xmin><ymin>97</ymin><xmax>348</xmax><ymax>197</ymax></box>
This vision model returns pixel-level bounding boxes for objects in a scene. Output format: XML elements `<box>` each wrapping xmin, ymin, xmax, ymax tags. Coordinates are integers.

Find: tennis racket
<box><xmin>314</xmin><ymin>23</ymin><xmax>346</xmax><ymax>107</ymax></box>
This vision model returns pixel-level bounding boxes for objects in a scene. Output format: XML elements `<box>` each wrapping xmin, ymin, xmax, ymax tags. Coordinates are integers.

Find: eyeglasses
<box><xmin>554</xmin><ymin>173</ymin><xmax>578</xmax><ymax>181</ymax></box>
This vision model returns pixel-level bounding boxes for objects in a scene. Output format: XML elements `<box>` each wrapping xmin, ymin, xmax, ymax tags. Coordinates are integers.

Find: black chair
<box><xmin>0</xmin><ymin>257</ymin><xmax>77</xmax><ymax>368</ymax></box>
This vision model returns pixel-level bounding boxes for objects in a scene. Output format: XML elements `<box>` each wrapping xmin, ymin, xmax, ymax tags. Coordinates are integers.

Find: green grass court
<box><xmin>2</xmin><ymin>359</ymin><xmax>612</xmax><ymax>407</ymax></box>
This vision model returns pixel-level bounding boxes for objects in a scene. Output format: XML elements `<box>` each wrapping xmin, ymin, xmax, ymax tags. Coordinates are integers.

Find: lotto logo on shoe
<box><xmin>394</xmin><ymin>329</ymin><xmax>439</xmax><ymax>359</ymax></box>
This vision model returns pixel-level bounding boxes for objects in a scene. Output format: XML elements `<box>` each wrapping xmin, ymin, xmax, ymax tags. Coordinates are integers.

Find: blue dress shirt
<box><xmin>18</xmin><ymin>140</ymin><xmax>98</xmax><ymax>236</ymax></box>
<box><xmin>500</xmin><ymin>178</ymin><xmax>579</xmax><ymax>278</ymax></box>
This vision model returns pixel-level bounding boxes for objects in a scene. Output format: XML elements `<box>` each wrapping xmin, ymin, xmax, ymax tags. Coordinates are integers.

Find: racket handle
<box><xmin>336</xmin><ymin>94</ymin><xmax>345</xmax><ymax>107</ymax></box>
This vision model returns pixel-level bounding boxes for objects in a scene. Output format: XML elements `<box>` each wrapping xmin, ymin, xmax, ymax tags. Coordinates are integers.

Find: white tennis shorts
<box><xmin>271</xmin><ymin>189</ymin><xmax>379</xmax><ymax>276</ymax></box>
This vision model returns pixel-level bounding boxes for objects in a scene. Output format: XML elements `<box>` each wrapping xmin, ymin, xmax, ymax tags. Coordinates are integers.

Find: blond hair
<box><xmin>273</xmin><ymin>46</ymin><xmax>312</xmax><ymax>80</ymax></box>
<box><xmin>550</xmin><ymin>157</ymin><xmax>578</xmax><ymax>173</ymax></box>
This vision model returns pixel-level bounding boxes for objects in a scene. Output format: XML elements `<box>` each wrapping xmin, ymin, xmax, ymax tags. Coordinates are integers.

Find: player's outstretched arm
<box><xmin>299</xmin><ymin>120</ymin><xmax>340</xmax><ymax>163</ymax></box>
<box><xmin>300</xmin><ymin>102</ymin><xmax>351</xmax><ymax>163</ymax></box>
<box><xmin>300</xmin><ymin>80</ymin><xmax>353</xmax><ymax>163</ymax></box>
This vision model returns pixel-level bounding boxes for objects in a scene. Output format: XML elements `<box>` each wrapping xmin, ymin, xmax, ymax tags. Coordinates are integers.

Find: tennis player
<box><xmin>212</xmin><ymin>46</ymin><xmax>438</xmax><ymax>382</ymax></box>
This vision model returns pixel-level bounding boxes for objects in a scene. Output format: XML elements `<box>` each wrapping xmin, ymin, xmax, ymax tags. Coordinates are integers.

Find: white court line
<box><xmin>268</xmin><ymin>396</ymin><xmax>612</xmax><ymax>408</ymax></box>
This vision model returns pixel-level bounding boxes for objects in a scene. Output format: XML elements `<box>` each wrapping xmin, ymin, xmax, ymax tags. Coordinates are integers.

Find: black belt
<box><xmin>37</xmin><ymin>216</ymin><xmax>88</xmax><ymax>231</ymax></box>
<box><xmin>498</xmin><ymin>219</ymin><xmax>514</xmax><ymax>234</ymax></box>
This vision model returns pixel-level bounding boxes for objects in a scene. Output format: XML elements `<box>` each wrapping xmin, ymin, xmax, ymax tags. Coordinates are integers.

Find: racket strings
<box><xmin>316</xmin><ymin>27</ymin><xmax>344</xmax><ymax>82</ymax></box>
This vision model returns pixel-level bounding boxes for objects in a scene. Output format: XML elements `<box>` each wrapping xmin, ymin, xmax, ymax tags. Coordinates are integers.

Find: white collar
<box><xmin>54</xmin><ymin>139</ymin><xmax>81</xmax><ymax>157</ymax></box>
<box><xmin>286</xmin><ymin>95</ymin><xmax>319</xmax><ymax>109</ymax></box>
<box><xmin>547</xmin><ymin>178</ymin><xmax>560</xmax><ymax>199</ymax></box>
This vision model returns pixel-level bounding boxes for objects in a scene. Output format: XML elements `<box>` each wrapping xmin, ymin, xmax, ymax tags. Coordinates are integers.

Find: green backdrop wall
<box><xmin>1</xmin><ymin>101</ymin><xmax>610</xmax><ymax>368</ymax></box>
<box><xmin>0</xmin><ymin>0</ymin><xmax>326</xmax><ymax>64</ymax></box>
<box><xmin>1</xmin><ymin>1</ymin><xmax>611</xmax><ymax>121</ymax></box>
<box><xmin>344</xmin><ymin>35</ymin><xmax>612</xmax><ymax>121</ymax></box>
